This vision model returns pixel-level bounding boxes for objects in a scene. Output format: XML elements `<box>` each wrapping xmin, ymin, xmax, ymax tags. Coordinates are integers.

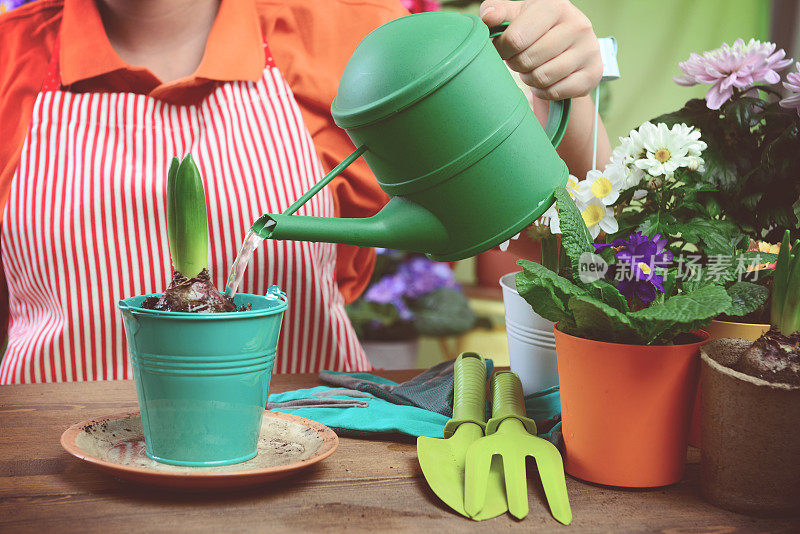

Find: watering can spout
<box><xmin>252</xmin><ymin>197</ymin><xmax>450</xmax><ymax>255</ymax></box>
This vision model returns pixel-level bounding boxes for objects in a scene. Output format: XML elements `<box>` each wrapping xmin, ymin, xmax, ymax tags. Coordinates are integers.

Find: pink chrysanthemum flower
<box><xmin>779</xmin><ymin>62</ymin><xmax>800</xmax><ymax>118</ymax></box>
<box><xmin>674</xmin><ymin>39</ymin><xmax>793</xmax><ymax>109</ymax></box>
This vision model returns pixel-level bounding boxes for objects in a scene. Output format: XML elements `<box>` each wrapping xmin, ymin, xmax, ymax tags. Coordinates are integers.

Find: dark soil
<box><xmin>141</xmin><ymin>269</ymin><xmax>249</xmax><ymax>313</ymax></box>
<box><xmin>735</xmin><ymin>328</ymin><xmax>800</xmax><ymax>386</ymax></box>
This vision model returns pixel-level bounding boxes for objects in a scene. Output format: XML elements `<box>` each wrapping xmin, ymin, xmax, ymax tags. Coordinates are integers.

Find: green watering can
<box><xmin>253</xmin><ymin>12</ymin><xmax>570</xmax><ymax>262</ymax></box>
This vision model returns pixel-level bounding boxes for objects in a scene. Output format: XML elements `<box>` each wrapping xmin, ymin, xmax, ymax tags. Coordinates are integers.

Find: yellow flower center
<box><xmin>638</xmin><ymin>262</ymin><xmax>652</xmax><ymax>275</ymax></box>
<box><xmin>582</xmin><ymin>204</ymin><xmax>604</xmax><ymax>227</ymax></box>
<box><xmin>654</xmin><ymin>148</ymin><xmax>671</xmax><ymax>163</ymax></box>
<box><xmin>567</xmin><ymin>180</ymin><xmax>579</xmax><ymax>198</ymax></box>
<box><xmin>591</xmin><ymin>177</ymin><xmax>613</xmax><ymax>199</ymax></box>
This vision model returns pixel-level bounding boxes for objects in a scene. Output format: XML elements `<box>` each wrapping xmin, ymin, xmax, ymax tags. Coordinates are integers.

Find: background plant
<box><xmin>535</xmin><ymin>40</ymin><xmax>800</xmax><ymax>261</ymax></box>
<box><xmin>650</xmin><ymin>41</ymin><xmax>799</xmax><ymax>244</ymax></box>
<box><xmin>346</xmin><ymin>250</ymin><xmax>476</xmax><ymax>341</ymax></box>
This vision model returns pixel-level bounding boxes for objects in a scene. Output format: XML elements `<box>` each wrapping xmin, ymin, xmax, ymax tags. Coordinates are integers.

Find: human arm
<box><xmin>480</xmin><ymin>0</ymin><xmax>612</xmax><ymax>176</ymax></box>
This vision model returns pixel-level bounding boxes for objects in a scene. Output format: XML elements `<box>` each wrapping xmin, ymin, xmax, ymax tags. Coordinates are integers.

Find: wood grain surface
<box><xmin>0</xmin><ymin>373</ymin><xmax>796</xmax><ymax>533</ymax></box>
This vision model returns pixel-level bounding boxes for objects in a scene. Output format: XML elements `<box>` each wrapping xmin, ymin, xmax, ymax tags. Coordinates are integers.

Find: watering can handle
<box><xmin>488</xmin><ymin>23</ymin><xmax>571</xmax><ymax>148</ymax></box>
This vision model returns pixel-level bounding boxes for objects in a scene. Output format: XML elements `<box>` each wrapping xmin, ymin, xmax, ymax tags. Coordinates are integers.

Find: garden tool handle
<box><xmin>485</xmin><ymin>371</ymin><xmax>538</xmax><ymax>435</ymax></box>
<box><xmin>488</xmin><ymin>23</ymin><xmax>571</xmax><ymax>148</ymax></box>
<box><xmin>443</xmin><ymin>352</ymin><xmax>488</xmax><ymax>437</ymax></box>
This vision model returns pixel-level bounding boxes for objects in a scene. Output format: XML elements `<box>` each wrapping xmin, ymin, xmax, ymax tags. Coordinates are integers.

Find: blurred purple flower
<box><xmin>364</xmin><ymin>274</ymin><xmax>414</xmax><ymax>320</ymax></box>
<box><xmin>363</xmin><ymin>255</ymin><xmax>458</xmax><ymax>319</ymax></box>
<box><xmin>396</xmin><ymin>256</ymin><xmax>459</xmax><ymax>299</ymax></box>
<box><xmin>780</xmin><ymin>62</ymin><xmax>800</xmax><ymax>118</ymax></box>
<box><xmin>674</xmin><ymin>39</ymin><xmax>792</xmax><ymax>109</ymax></box>
<box><xmin>595</xmin><ymin>232</ymin><xmax>672</xmax><ymax>304</ymax></box>
<box><xmin>0</xmin><ymin>0</ymin><xmax>29</xmax><ymax>13</ymax></box>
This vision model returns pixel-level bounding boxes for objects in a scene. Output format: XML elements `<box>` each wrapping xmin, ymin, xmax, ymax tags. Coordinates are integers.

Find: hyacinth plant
<box><xmin>346</xmin><ymin>250</ymin><xmax>476</xmax><ymax>341</ymax></box>
<box><xmin>514</xmin><ymin>187</ymin><xmax>770</xmax><ymax>345</ymax></box>
<box><xmin>735</xmin><ymin>230</ymin><xmax>800</xmax><ymax>385</ymax></box>
<box><xmin>142</xmin><ymin>155</ymin><xmax>240</xmax><ymax>313</ymax></box>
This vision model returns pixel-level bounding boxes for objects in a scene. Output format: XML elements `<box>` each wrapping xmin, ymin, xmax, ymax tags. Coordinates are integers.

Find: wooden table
<box><xmin>1</xmin><ymin>373</ymin><xmax>796</xmax><ymax>533</ymax></box>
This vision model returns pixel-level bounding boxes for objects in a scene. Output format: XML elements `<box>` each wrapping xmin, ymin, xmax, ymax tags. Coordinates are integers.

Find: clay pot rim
<box><xmin>701</xmin><ymin>339</ymin><xmax>800</xmax><ymax>392</ymax></box>
<box><xmin>554</xmin><ymin>323</ymin><xmax>710</xmax><ymax>349</ymax></box>
<box><xmin>711</xmin><ymin>318</ymin><xmax>770</xmax><ymax>328</ymax></box>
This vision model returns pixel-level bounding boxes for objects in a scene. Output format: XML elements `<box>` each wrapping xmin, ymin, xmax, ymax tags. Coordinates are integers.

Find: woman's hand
<box><xmin>480</xmin><ymin>0</ymin><xmax>602</xmax><ymax>100</ymax></box>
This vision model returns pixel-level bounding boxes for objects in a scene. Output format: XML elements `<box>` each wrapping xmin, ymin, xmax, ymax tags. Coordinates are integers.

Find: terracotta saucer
<box><xmin>60</xmin><ymin>411</ymin><xmax>338</xmax><ymax>490</ymax></box>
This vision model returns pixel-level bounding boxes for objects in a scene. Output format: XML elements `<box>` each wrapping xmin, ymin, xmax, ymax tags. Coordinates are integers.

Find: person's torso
<box><xmin>0</xmin><ymin>40</ymin><xmax>370</xmax><ymax>384</ymax></box>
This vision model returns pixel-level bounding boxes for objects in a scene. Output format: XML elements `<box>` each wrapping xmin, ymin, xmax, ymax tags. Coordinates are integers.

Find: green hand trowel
<box><xmin>417</xmin><ymin>353</ymin><xmax>507</xmax><ymax>520</ymax></box>
<box><xmin>465</xmin><ymin>371</ymin><xmax>572</xmax><ymax>524</ymax></box>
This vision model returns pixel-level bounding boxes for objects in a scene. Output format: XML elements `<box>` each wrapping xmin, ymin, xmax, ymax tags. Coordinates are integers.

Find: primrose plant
<box><xmin>515</xmin><ymin>187</ymin><xmax>770</xmax><ymax>345</ymax></box>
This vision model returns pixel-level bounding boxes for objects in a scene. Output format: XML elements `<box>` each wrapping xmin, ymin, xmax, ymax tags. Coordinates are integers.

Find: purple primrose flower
<box><xmin>595</xmin><ymin>232</ymin><xmax>673</xmax><ymax>304</ymax></box>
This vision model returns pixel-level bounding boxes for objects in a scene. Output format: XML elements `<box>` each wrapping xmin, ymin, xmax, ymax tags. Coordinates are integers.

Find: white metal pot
<box><xmin>361</xmin><ymin>338</ymin><xmax>420</xmax><ymax>370</ymax></box>
<box><xmin>500</xmin><ymin>272</ymin><xmax>558</xmax><ymax>395</ymax></box>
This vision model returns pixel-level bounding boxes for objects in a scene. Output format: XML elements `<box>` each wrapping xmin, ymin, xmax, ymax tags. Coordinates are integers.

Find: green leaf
<box><xmin>778</xmin><ymin>241</ymin><xmax>800</xmax><ymax>334</ymax></box>
<box><xmin>515</xmin><ymin>259</ymin><xmax>585</xmax><ymax>328</ymax></box>
<box><xmin>667</xmin><ymin>218</ymin><xmax>739</xmax><ymax>256</ymax></box>
<box><xmin>725</xmin><ymin>281</ymin><xmax>769</xmax><ymax>318</ymax></box>
<box><xmin>410</xmin><ymin>288</ymin><xmax>476</xmax><ymax>336</ymax></box>
<box><xmin>793</xmin><ymin>198</ymin><xmax>800</xmax><ymax>228</ymax></box>
<box><xmin>166</xmin><ymin>157</ymin><xmax>179</xmax><ymax>265</ymax></box>
<box><xmin>679</xmin><ymin>250</ymin><xmax>778</xmax><ymax>294</ymax></box>
<box><xmin>628</xmin><ymin>285</ymin><xmax>731</xmax><ymax>344</ymax></box>
<box><xmin>771</xmin><ymin>231</ymin><xmax>793</xmax><ymax>327</ymax></box>
<box><xmin>345</xmin><ymin>300</ymin><xmax>401</xmax><ymax>338</ymax></box>
<box><xmin>585</xmin><ymin>280</ymin><xmax>630</xmax><ymax>313</ymax></box>
<box><xmin>568</xmin><ymin>294</ymin><xmax>641</xmax><ymax>344</ymax></box>
<box><xmin>168</xmin><ymin>155</ymin><xmax>209</xmax><ymax>277</ymax></box>
<box><xmin>553</xmin><ymin>187</ymin><xmax>593</xmax><ymax>270</ymax></box>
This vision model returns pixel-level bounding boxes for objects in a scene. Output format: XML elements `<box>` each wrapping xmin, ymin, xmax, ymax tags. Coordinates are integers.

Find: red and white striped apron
<box><xmin>0</xmin><ymin>39</ymin><xmax>369</xmax><ymax>384</ymax></box>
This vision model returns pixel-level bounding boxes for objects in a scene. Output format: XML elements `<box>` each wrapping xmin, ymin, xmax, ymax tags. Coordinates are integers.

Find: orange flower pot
<box><xmin>554</xmin><ymin>325</ymin><xmax>709</xmax><ymax>487</ymax></box>
<box><xmin>687</xmin><ymin>320</ymin><xmax>768</xmax><ymax>448</ymax></box>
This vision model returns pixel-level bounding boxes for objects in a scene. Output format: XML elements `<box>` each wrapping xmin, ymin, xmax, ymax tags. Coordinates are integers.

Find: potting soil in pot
<box><xmin>142</xmin><ymin>269</ymin><xmax>250</xmax><ymax>313</ymax></box>
<box><xmin>734</xmin><ymin>329</ymin><xmax>800</xmax><ymax>385</ymax></box>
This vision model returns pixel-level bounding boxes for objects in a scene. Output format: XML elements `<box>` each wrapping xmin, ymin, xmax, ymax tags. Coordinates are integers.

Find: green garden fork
<box><xmin>464</xmin><ymin>371</ymin><xmax>572</xmax><ymax>524</ymax></box>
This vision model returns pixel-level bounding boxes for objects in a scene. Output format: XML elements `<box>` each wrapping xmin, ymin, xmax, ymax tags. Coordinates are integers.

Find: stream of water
<box><xmin>223</xmin><ymin>229</ymin><xmax>265</xmax><ymax>299</ymax></box>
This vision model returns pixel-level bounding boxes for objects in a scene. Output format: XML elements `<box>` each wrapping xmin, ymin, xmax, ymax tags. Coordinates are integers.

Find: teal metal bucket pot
<box><xmin>118</xmin><ymin>285</ymin><xmax>288</xmax><ymax>467</ymax></box>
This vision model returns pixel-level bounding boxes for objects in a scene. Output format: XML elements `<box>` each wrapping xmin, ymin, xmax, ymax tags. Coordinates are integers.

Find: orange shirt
<box><xmin>0</xmin><ymin>0</ymin><xmax>407</xmax><ymax>331</ymax></box>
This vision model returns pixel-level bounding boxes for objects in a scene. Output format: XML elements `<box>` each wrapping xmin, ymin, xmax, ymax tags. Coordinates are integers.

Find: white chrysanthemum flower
<box><xmin>610</xmin><ymin>135</ymin><xmax>646</xmax><ymax>189</ymax></box>
<box><xmin>577</xmin><ymin>165</ymin><xmax>623</xmax><ymax>206</ymax></box>
<box><xmin>540</xmin><ymin>175</ymin><xmax>581</xmax><ymax>235</ymax></box>
<box><xmin>633</xmin><ymin>122</ymin><xmax>706</xmax><ymax>177</ymax></box>
<box><xmin>564</xmin><ymin>174</ymin><xmax>580</xmax><ymax>199</ymax></box>
<box><xmin>542</xmin><ymin>204</ymin><xmax>561</xmax><ymax>234</ymax></box>
<box><xmin>671</xmin><ymin>123</ymin><xmax>707</xmax><ymax>157</ymax></box>
<box><xmin>580</xmin><ymin>198</ymin><xmax>618</xmax><ymax>239</ymax></box>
